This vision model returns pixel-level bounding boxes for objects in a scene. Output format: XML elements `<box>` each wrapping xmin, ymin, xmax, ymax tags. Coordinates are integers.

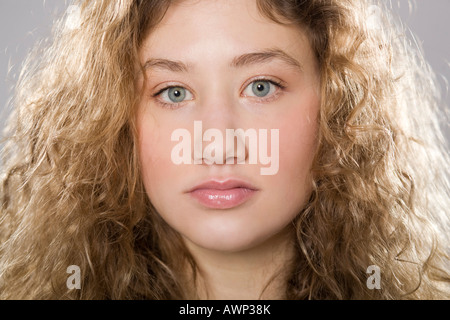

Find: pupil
<box><xmin>257</xmin><ymin>84</ymin><xmax>265</xmax><ymax>91</ymax></box>
<box><xmin>174</xmin><ymin>90</ymin><xmax>181</xmax><ymax>97</ymax></box>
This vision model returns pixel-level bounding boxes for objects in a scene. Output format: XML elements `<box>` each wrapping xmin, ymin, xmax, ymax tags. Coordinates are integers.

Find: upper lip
<box><xmin>187</xmin><ymin>179</ymin><xmax>258</xmax><ymax>192</ymax></box>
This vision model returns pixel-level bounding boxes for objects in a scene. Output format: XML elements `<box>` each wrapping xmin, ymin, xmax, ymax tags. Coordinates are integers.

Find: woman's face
<box><xmin>136</xmin><ymin>0</ymin><xmax>320</xmax><ymax>252</ymax></box>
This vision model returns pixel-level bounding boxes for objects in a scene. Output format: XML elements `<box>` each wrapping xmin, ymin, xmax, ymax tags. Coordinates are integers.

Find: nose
<box><xmin>192</xmin><ymin>96</ymin><xmax>249</xmax><ymax>166</ymax></box>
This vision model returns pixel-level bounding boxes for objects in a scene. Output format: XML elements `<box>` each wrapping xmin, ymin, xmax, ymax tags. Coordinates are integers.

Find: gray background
<box><xmin>1</xmin><ymin>0</ymin><xmax>449</xmax><ymax>143</ymax></box>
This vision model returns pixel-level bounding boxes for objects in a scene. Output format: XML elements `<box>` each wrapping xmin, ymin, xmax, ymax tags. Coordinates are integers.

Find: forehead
<box><xmin>139</xmin><ymin>0</ymin><xmax>314</xmax><ymax>66</ymax></box>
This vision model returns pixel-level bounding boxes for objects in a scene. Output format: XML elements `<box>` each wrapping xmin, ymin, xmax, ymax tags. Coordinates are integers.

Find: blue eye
<box><xmin>252</xmin><ymin>81</ymin><xmax>271</xmax><ymax>97</ymax></box>
<box><xmin>159</xmin><ymin>86</ymin><xmax>193</xmax><ymax>104</ymax></box>
<box><xmin>243</xmin><ymin>80</ymin><xmax>278</xmax><ymax>98</ymax></box>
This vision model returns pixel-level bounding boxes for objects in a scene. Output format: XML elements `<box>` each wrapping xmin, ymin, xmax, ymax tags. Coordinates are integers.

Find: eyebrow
<box><xmin>143</xmin><ymin>48</ymin><xmax>303</xmax><ymax>73</ymax></box>
<box><xmin>231</xmin><ymin>49</ymin><xmax>303</xmax><ymax>71</ymax></box>
<box><xmin>143</xmin><ymin>58</ymin><xmax>190</xmax><ymax>72</ymax></box>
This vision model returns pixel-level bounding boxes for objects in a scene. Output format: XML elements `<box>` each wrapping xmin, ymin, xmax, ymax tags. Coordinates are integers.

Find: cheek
<box><xmin>137</xmin><ymin>112</ymin><xmax>177</xmax><ymax>200</ymax></box>
<box><xmin>276</xmin><ymin>93</ymin><xmax>319</xmax><ymax>202</ymax></box>
<box><xmin>279</xmin><ymin>110</ymin><xmax>318</xmax><ymax>170</ymax></box>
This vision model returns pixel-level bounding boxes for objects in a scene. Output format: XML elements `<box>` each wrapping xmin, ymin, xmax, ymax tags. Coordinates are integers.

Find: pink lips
<box><xmin>187</xmin><ymin>179</ymin><xmax>258</xmax><ymax>209</ymax></box>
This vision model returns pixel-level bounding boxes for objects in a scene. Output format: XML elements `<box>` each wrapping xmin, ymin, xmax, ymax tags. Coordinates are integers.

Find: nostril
<box><xmin>224</xmin><ymin>149</ymin><xmax>246</xmax><ymax>165</ymax></box>
<box><xmin>190</xmin><ymin>120</ymin><xmax>250</xmax><ymax>165</ymax></box>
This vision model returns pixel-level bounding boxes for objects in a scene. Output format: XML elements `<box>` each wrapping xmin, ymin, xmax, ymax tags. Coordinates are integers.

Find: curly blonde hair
<box><xmin>1</xmin><ymin>0</ymin><xmax>449</xmax><ymax>299</ymax></box>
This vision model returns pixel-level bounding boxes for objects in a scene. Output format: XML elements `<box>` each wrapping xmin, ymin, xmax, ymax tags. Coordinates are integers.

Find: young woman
<box><xmin>1</xmin><ymin>0</ymin><xmax>449</xmax><ymax>299</ymax></box>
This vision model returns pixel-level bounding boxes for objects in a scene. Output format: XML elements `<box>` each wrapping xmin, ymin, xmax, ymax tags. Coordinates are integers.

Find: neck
<box><xmin>183</xmin><ymin>225</ymin><xmax>295</xmax><ymax>300</ymax></box>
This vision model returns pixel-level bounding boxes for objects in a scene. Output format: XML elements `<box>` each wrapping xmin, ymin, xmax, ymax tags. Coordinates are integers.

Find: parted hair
<box><xmin>1</xmin><ymin>0</ymin><xmax>449</xmax><ymax>299</ymax></box>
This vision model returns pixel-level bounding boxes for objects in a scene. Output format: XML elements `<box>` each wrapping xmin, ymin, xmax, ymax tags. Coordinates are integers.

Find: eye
<box><xmin>158</xmin><ymin>86</ymin><xmax>194</xmax><ymax>104</ymax></box>
<box><xmin>242</xmin><ymin>80</ymin><xmax>279</xmax><ymax>98</ymax></box>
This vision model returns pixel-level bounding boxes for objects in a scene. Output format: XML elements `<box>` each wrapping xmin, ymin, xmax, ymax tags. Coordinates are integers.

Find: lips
<box><xmin>187</xmin><ymin>179</ymin><xmax>258</xmax><ymax>209</ymax></box>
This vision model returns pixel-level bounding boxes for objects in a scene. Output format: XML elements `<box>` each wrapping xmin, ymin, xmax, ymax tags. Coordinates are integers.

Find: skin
<box><xmin>136</xmin><ymin>0</ymin><xmax>320</xmax><ymax>299</ymax></box>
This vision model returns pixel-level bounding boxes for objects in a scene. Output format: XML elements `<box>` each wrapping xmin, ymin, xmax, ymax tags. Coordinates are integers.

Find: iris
<box><xmin>252</xmin><ymin>81</ymin><xmax>271</xmax><ymax>97</ymax></box>
<box><xmin>168</xmin><ymin>87</ymin><xmax>186</xmax><ymax>103</ymax></box>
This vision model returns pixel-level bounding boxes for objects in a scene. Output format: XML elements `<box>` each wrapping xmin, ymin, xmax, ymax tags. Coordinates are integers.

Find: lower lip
<box><xmin>189</xmin><ymin>188</ymin><xmax>257</xmax><ymax>209</ymax></box>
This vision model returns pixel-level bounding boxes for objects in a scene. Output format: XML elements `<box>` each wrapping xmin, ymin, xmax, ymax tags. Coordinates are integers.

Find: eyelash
<box><xmin>152</xmin><ymin>86</ymin><xmax>190</xmax><ymax>109</ymax></box>
<box><xmin>151</xmin><ymin>77</ymin><xmax>287</xmax><ymax>109</ymax></box>
<box><xmin>242</xmin><ymin>77</ymin><xmax>286</xmax><ymax>103</ymax></box>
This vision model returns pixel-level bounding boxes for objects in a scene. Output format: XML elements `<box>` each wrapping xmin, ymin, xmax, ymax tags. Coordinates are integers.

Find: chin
<box><xmin>183</xmin><ymin>223</ymin><xmax>281</xmax><ymax>253</ymax></box>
